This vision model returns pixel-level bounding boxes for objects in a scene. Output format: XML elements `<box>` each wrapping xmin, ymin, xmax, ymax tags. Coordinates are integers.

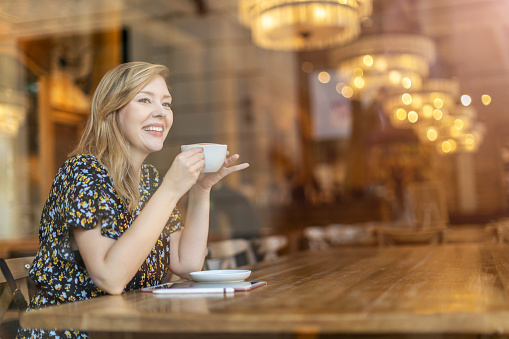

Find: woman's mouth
<box><xmin>143</xmin><ymin>126</ymin><xmax>163</xmax><ymax>132</ymax></box>
<box><xmin>143</xmin><ymin>125</ymin><xmax>164</xmax><ymax>135</ymax></box>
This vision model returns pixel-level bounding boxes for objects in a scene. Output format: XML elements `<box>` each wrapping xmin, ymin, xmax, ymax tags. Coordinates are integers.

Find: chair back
<box><xmin>325</xmin><ymin>223</ymin><xmax>377</xmax><ymax>246</ymax></box>
<box><xmin>0</xmin><ymin>256</ymin><xmax>33</xmax><ymax>336</ymax></box>
<box><xmin>206</xmin><ymin>239</ymin><xmax>257</xmax><ymax>269</ymax></box>
<box><xmin>303</xmin><ymin>226</ymin><xmax>329</xmax><ymax>250</ymax></box>
<box><xmin>253</xmin><ymin>235</ymin><xmax>288</xmax><ymax>261</ymax></box>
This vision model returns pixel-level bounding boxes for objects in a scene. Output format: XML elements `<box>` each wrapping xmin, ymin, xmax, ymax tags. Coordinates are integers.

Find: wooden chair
<box><xmin>324</xmin><ymin>223</ymin><xmax>378</xmax><ymax>246</ymax></box>
<box><xmin>376</xmin><ymin>181</ymin><xmax>448</xmax><ymax>247</ymax></box>
<box><xmin>0</xmin><ymin>256</ymin><xmax>34</xmax><ymax>339</ymax></box>
<box><xmin>252</xmin><ymin>235</ymin><xmax>288</xmax><ymax>261</ymax></box>
<box><xmin>303</xmin><ymin>226</ymin><xmax>329</xmax><ymax>250</ymax></box>
<box><xmin>205</xmin><ymin>239</ymin><xmax>257</xmax><ymax>270</ymax></box>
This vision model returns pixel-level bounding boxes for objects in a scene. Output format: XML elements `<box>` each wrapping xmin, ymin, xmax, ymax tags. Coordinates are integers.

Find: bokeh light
<box><xmin>461</xmin><ymin>94</ymin><xmax>471</xmax><ymax>106</ymax></box>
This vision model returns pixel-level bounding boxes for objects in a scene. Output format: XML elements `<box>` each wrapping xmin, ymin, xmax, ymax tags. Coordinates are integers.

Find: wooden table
<box><xmin>20</xmin><ymin>243</ymin><xmax>509</xmax><ymax>338</ymax></box>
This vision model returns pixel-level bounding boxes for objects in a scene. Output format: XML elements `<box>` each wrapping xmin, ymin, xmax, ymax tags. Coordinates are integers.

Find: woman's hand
<box><xmin>195</xmin><ymin>152</ymin><xmax>249</xmax><ymax>191</ymax></box>
<box><xmin>162</xmin><ymin>148</ymin><xmax>206</xmax><ymax>198</ymax></box>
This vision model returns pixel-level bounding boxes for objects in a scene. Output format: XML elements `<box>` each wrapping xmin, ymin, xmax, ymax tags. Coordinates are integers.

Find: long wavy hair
<box><xmin>70</xmin><ymin>61</ymin><xmax>170</xmax><ymax>211</ymax></box>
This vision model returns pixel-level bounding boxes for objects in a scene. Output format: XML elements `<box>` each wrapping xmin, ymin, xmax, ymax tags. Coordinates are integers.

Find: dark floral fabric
<box><xmin>17</xmin><ymin>154</ymin><xmax>181</xmax><ymax>339</ymax></box>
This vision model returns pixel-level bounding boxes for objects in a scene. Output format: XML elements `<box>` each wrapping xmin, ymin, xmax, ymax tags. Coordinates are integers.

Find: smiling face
<box><xmin>117</xmin><ymin>75</ymin><xmax>173</xmax><ymax>163</ymax></box>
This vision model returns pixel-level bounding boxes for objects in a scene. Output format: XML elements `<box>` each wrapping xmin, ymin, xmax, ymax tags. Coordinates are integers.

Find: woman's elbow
<box><xmin>103</xmin><ymin>285</ymin><xmax>125</xmax><ymax>295</ymax></box>
<box><xmin>90</xmin><ymin>274</ymin><xmax>126</xmax><ymax>295</ymax></box>
<box><xmin>170</xmin><ymin>263</ymin><xmax>203</xmax><ymax>280</ymax></box>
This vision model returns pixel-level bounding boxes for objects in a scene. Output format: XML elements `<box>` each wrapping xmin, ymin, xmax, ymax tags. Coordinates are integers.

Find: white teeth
<box><xmin>143</xmin><ymin>126</ymin><xmax>163</xmax><ymax>132</ymax></box>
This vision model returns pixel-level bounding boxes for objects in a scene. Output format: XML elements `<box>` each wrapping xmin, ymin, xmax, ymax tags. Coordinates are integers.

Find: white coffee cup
<box><xmin>181</xmin><ymin>143</ymin><xmax>227</xmax><ymax>173</ymax></box>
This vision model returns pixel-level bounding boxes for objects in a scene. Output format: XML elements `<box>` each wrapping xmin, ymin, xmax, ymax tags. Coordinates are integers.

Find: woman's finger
<box><xmin>181</xmin><ymin>147</ymin><xmax>204</xmax><ymax>157</ymax></box>
<box><xmin>181</xmin><ymin>150</ymin><xmax>205</xmax><ymax>167</ymax></box>
<box><xmin>220</xmin><ymin>162</ymin><xmax>249</xmax><ymax>176</ymax></box>
<box><xmin>223</xmin><ymin>154</ymin><xmax>240</xmax><ymax>167</ymax></box>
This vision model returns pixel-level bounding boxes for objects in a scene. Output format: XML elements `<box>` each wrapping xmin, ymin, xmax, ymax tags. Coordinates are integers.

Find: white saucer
<box><xmin>189</xmin><ymin>269</ymin><xmax>251</xmax><ymax>282</ymax></box>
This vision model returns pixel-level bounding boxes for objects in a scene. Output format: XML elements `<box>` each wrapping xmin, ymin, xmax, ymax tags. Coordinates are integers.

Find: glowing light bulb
<box><xmin>402</xmin><ymin>77</ymin><xmax>412</xmax><ymax>89</ymax></box>
<box><xmin>433</xmin><ymin>109</ymin><xmax>443</xmax><ymax>120</ymax></box>
<box><xmin>442</xmin><ymin>140</ymin><xmax>453</xmax><ymax>153</ymax></box>
<box><xmin>461</xmin><ymin>94</ymin><xmax>472</xmax><ymax>106</ymax></box>
<box><xmin>427</xmin><ymin>128</ymin><xmax>438</xmax><ymax>141</ymax></box>
<box><xmin>318</xmin><ymin>72</ymin><xmax>330</xmax><ymax>83</ymax></box>
<box><xmin>408</xmin><ymin>111</ymin><xmax>418</xmax><ymax>123</ymax></box>
<box><xmin>342</xmin><ymin>86</ymin><xmax>353</xmax><ymax>98</ymax></box>
<box><xmin>354</xmin><ymin>77</ymin><xmax>365</xmax><ymax>89</ymax></box>
<box><xmin>402</xmin><ymin>93</ymin><xmax>412</xmax><ymax>105</ymax></box>
<box><xmin>395</xmin><ymin>108</ymin><xmax>406</xmax><ymax>121</ymax></box>
<box><xmin>336</xmin><ymin>82</ymin><xmax>345</xmax><ymax>94</ymax></box>
<box><xmin>363</xmin><ymin>55</ymin><xmax>373</xmax><ymax>67</ymax></box>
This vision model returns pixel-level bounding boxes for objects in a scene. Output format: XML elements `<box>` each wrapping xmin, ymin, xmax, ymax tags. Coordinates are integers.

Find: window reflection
<box><xmin>0</xmin><ymin>0</ymin><xmax>507</xmax><ymax>244</ymax></box>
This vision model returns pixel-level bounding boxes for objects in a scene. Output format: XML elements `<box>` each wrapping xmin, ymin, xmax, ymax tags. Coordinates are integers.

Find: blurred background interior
<box><xmin>2</xmin><ymin>0</ymin><xmax>509</xmax><ymax>258</ymax></box>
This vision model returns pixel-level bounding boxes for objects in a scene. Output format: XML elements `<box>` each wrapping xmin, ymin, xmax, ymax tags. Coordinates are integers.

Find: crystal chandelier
<box><xmin>239</xmin><ymin>0</ymin><xmax>373</xmax><ymax>51</ymax></box>
<box><xmin>383</xmin><ymin>78</ymin><xmax>460</xmax><ymax>132</ymax></box>
<box><xmin>433</xmin><ymin>106</ymin><xmax>486</xmax><ymax>155</ymax></box>
<box><xmin>333</xmin><ymin>33</ymin><xmax>436</xmax><ymax>98</ymax></box>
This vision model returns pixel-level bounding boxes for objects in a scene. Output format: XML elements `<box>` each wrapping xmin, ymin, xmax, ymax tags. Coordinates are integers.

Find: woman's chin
<box><xmin>144</xmin><ymin>143</ymin><xmax>164</xmax><ymax>154</ymax></box>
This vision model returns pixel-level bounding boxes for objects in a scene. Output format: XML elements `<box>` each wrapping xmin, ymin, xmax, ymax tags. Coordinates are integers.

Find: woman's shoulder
<box><xmin>65</xmin><ymin>154</ymin><xmax>100</xmax><ymax>166</ymax></box>
<box><xmin>59</xmin><ymin>154</ymin><xmax>110</xmax><ymax>182</ymax></box>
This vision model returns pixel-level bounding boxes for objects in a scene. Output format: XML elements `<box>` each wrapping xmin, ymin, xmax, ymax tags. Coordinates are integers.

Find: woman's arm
<box><xmin>74</xmin><ymin>148</ymin><xmax>205</xmax><ymax>295</ymax></box>
<box><xmin>168</xmin><ymin>186</ymin><xmax>210</xmax><ymax>279</ymax></box>
<box><xmin>169</xmin><ymin>153</ymin><xmax>249</xmax><ymax>279</ymax></box>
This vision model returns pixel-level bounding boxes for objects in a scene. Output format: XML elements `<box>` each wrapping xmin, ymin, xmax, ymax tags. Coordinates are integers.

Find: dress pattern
<box><xmin>17</xmin><ymin>154</ymin><xmax>181</xmax><ymax>339</ymax></box>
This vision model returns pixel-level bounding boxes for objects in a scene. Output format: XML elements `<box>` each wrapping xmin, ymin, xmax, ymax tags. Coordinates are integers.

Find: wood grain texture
<box><xmin>19</xmin><ymin>244</ymin><xmax>509</xmax><ymax>337</ymax></box>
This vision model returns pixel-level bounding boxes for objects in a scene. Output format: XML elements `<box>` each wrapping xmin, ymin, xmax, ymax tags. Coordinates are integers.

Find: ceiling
<box><xmin>0</xmin><ymin>0</ymin><xmax>508</xmax><ymax>125</ymax></box>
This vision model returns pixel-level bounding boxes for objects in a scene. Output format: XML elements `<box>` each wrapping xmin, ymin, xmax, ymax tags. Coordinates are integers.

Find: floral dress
<box><xmin>16</xmin><ymin>154</ymin><xmax>182</xmax><ymax>339</ymax></box>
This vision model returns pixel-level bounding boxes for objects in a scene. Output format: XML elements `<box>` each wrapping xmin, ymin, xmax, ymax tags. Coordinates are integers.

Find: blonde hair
<box><xmin>70</xmin><ymin>61</ymin><xmax>170</xmax><ymax>211</ymax></box>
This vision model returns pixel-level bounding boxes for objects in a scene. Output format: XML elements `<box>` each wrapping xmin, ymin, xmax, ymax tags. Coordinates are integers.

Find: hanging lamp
<box><xmin>239</xmin><ymin>0</ymin><xmax>373</xmax><ymax>51</ymax></box>
<box><xmin>383</xmin><ymin>78</ymin><xmax>460</xmax><ymax>133</ymax></box>
<box><xmin>333</xmin><ymin>33</ymin><xmax>436</xmax><ymax>99</ymax></box>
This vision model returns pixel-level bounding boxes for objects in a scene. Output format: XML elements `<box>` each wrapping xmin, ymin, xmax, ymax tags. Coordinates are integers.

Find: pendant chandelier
<box><xmin>383</xmin><ymin>78</ymin><xmax>460</xmax><ymax>131</ymax></box>
<box><xmin>432</xmin><ymin>106</ymin><xmax>486</xmax><ymax>155</ymax></box>
<box><xmin>333</xmin><ymin>33</ymin><xmax>436</xmax><ymax>98</ymax></box>
<box><xmin>239</xmin><ymin>0</ymin><xmax>373</xmax><ymax>51</ymax></box>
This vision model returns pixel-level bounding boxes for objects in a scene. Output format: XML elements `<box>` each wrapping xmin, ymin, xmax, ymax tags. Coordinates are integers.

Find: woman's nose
<box><xmin>153</xmin><ymin>103</ymin><xmax>168</xmax><ymax>117</ymax></box>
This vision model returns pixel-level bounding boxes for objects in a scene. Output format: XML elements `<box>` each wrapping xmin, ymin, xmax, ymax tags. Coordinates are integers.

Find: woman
<box><xmin>17</xmin><ymin>61</ymin><xmax>249</xmax><ymax>339</ymax></box>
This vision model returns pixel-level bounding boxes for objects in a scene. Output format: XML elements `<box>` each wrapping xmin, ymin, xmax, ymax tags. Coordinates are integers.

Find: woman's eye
<box><xmin>163</xmin><ymin>102</ymin><xmax>172</xmax><ymax>108</ymax></box>
<box><xmin>138</xmin><ymin>98</ymin><xmax>151</xmax><ymax>104</ymax></box>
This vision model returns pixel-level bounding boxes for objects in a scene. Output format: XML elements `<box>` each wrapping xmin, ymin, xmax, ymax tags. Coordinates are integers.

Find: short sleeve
<box><xmin>63</xmin><ymin>155</ymin><xmax>125</xmax><ymax>239</ymax></box>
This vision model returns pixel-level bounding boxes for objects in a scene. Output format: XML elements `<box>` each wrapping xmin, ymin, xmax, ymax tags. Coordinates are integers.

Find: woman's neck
<box><xmin>130</xmin><ymin>154</ymin><xmax>146</xmax><ymax>183</ymax></box>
